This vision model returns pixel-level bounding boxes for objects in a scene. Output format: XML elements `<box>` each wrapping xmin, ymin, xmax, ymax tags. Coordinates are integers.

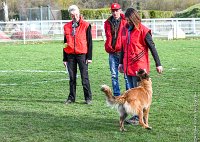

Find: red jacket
<box><xmin>104</xmin><ymin>14</ymin><xmax>127</xmax><ymax>53</ymax></box>
<box><xmin>122</xmin><ymin>24</ymin><xmax>151</xmax><ymax>76</ymax></box>
<box><xmin>63</xmin><ymin>17</ymin><xmax>89</xmax><ymax>54</ymax></box>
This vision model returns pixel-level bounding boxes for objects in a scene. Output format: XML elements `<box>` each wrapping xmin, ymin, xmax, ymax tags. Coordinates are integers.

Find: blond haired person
<box><xmin>63</xmin><ymin>5</ymin><xmax>93</xmax><ymax>105</ymax></box>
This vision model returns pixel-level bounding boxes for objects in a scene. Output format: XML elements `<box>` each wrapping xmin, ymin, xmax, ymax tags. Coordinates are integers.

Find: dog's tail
<box><xmin>101</xmin><ymin>85</ymin><xmax>126</xmax><ymax>106</ymax></box>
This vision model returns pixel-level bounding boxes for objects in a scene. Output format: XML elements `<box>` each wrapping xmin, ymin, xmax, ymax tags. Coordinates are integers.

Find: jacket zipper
<box><xmin>126</xmin><ymin>30</ymin><xmax>130</xmax><ymax>75</ymax></box>
<box><xmin>74</xmin><ymin>35</ymin><xmax>76</xmax><ymax>54</ymax></box>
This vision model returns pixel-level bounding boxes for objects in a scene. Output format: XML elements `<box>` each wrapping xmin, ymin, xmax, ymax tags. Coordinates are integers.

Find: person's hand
<box><xmin>156</xmin><ymin>66</ymin><xmax>163</xmax><ymax>74</ymax></box>
<box><xmin>86</xmin><ymin>60</ymin><xmax>92</xmax><ymax>64</ymax></box>
<box><xmin>118</xmin><ymin>64</ymin><xmax>124</xmax><ymax>73</ymax></box>
<box><xmin>63</xmin><ymin>61</ymin><xmax>67</xmax><ymax>67</ymax></box>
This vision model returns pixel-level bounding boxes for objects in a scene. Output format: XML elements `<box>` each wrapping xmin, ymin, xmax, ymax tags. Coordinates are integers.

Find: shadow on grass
<box><xmin>0</xmin><ymin>109</ymin><xmax>135</xmax><ymax>141</ymax></box>
<box><xmin>0</xmin><ymin>98</ymin><xmax>158</xmax><ymax>141</ymax></box>
<box><xmin>0</xmin><ymin>107</ymin><xmax>178</xmax><ymax>142</ymax></box>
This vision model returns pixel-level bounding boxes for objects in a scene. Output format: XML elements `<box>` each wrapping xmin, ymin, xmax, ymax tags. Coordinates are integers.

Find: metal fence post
<box><xmin>60</xmin><ymin>21</ymin><xmax>63</xmax><ymax>35</ymax></box>
<box><xmin>40</xmin><ymin>6</ymin><xmax>43</xmax><ymax>21</ymax></box>
<box><xmin>23</xmin><ymin>21</ymin><xmax>26</xmax><ymax>44</ymax></box>
<box><xmin>153</xmin><ymin>19</ymin><xmax>156</xmax><ymax>34</ymax></box>
<box><xmin>193</xmin><ymin>19</ymin><xmax>196</xmax><ymax>35</ymax></box>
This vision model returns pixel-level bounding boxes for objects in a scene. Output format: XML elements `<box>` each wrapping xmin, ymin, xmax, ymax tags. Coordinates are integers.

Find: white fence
<box><xmin>0</xmin><ymin>18</ymin><xmax>200</xmax><ymax>43</ymax></box>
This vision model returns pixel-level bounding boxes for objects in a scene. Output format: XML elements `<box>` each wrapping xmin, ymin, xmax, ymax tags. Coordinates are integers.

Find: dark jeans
<box><xmin>126</xmin><ymin>75</ymin><xmax>140</xmax><ymax>89</ymax></box>
<box><xmin>66</xmin><ymin>54</ymin><xmax>92</xmax><ymax>102</ymax></box>
<box><xmin>109</xmin><ymin>53</ymin><xmax>129</xmax><ymax>96</ymax></box>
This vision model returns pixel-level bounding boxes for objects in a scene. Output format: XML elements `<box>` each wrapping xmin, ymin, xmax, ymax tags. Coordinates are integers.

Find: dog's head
<box><xmin>137</xmin><ymin>69</ymin><xmax>150</xmax><ymax>80</ymax></box>
<box><xmin>137</xmin><ymin>69</ymin><xmax>152</xmax><ymax>87</ymax></box>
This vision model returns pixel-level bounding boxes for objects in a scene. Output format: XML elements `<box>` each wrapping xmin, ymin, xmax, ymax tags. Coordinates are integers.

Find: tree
<box><xmin>4</xmin><ymin>0</ymin><xmax>200</xmax><ymax>21</ymax></box>
<box><xmin>1</xmin><ymin>0</ymin><xmax>9</xmax><ymax>21</ymax></box>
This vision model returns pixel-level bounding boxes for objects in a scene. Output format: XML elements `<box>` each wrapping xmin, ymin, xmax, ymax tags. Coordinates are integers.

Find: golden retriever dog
<box><xmin>101</xmin><ymin>69</ymin><xmax>152</xmax><ymax>131</ymax></box>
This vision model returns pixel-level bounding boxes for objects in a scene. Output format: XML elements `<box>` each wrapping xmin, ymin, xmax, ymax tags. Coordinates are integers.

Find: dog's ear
<box><xmin>137</xmin><ymin>69</ymin><xmax>150</xmax><ymax>80</ymax></box>
<box><xmin>144</xmin><ymin>73</ymin><xmax>150</xmax><ymax>80</ymax></box>
<box><xmin>137</xmin><ymin>69</ymin><xmax>144</xmax><ymax>79</ymax></box>
<box><xmin>138</xmin><ymin>69</ymin><xmax>145</xmax><ymax>75</ymax></box>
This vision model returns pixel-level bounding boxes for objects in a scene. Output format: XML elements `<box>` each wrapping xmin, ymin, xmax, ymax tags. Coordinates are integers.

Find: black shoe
<box><xmin>131</xmin><ymin>115</ymin><xmax>139</xmax><ymax>121</ymax></box>
<box><xmin>125</xmin><ymin>116</ymin><xmax>139</xmax><ymax>125</ymax></box>
<box><xmin>64</xmin><ymin>100</ymin><xmax>74</xmax><ymax>104</ymax></box>
<box><xmin>85</xmin><ymin>100</ymin><xmax>92</xmax><ymax>105</ymax></box>
<box><xmin>125</xmin><ymin>119</ymin><xmax>139</xmax><ymax>125</ymax></box>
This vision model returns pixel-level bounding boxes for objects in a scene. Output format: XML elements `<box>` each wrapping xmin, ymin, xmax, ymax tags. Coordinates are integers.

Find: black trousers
<box><xmin>66</xmin><ymin>54</ymin><xmax>92</xmax><ymax>102</ymax></box>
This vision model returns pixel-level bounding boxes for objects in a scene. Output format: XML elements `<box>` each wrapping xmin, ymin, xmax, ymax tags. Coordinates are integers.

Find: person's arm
<box><xmin>145</xmin><ymin>32</ymin><xmax>163</xmax><ymax>73</ymax></box>
<box><xmin>104</xmin><ymin>21</ymin><xmax>115</xmax><ymax>53</ymax></box>
<box><xmin>118</xmin><ymin>46</ymin><xmax>124</xmax><ymax>73</ymax></box>
<box><xmin>119</xmin><ymin>47</ymin><xmax>124</xmax><ymax>64</ymax></box>
<box><xmin>86</xmin><ymin>24</ymin><xmax>93</xmax><ymax>62</ymax></box>
<box><xmin>63</xmin><ymin>49</ymin><xmax>67</xmax><ymax>62</ymax></box>
<box><xmin>64</xmin><ymin>35</ymin><xmax>67</xmax><ymax>44</ymax></box>
<box><xmin>63</xmin><ymin>33</ymin><xmax>68</xmax><ymax>67</ymax></box>
<box><xmin>145</xmin><ymin>32</ymin><xmax>161</xmax><ymax>67</ymax></box>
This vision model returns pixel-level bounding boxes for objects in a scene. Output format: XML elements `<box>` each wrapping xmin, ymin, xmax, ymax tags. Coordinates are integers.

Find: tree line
<box><xmin>2</xmin><ymin>0</ymin><xmax>200</xmax><ymax>20</ymax></box>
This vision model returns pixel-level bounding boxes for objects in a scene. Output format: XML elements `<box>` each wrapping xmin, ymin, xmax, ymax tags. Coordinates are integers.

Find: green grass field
<box><xmin>0</xmin><ymin>39</ymin><xmax>199</xmax><ymax>142</ymax></box>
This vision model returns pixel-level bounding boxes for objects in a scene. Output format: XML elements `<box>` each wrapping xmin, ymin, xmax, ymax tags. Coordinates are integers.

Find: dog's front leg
<box><xmin>138</xmin><ymin>110</ymin><xmax>152</xmax><ymax>130</ymax></box>
<box><xmin>143</xmin><ymin>107</ymin><xmax>150</xmax><ymax>126</ymax></box>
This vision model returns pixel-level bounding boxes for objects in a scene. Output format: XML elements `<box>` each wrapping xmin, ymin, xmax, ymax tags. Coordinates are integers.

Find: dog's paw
<box><xmin>120</xmin><ymin>128</ymin><xmax>127</xmax><ymax>132</ymax></box>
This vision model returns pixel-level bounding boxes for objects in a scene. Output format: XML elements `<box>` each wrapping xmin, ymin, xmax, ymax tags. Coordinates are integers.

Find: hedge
<box><xmin>61</xmin><ymin>8</ymin><xmax>111</xmax><ymax>20</ymax></box>
<box><xmin>175</xmin><ymin>8</ymin><xmax>200</xmax><ymax>18</ymax></box>
<box><xmin>61</xmin><ymin>8</ymin><xmax>175</xmax><ymax>20</ymax></box>
<box><xmin>141</xmin><ymin>10</ymin><xmax>175</xmax><ymax>18</ymax></box>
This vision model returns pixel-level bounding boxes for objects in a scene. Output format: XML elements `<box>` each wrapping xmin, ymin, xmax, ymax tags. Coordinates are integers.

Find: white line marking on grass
<box><xmin>168</xmin><ymin>68</ymin><xmax>177</xmax><ymax>70</ymax></box>
<box><xmin>0</xmin><ymin>70</ymin><xmax>78</xmax><ymax>86</ymax></box>
<box><xmin>0</xmin><ymin>70</ymin><xmax>66</xmax><ymax>73</ymax></box>
<box><xmin>193</xmin><ymin>93</ymin><xmax>198</xmax><ymax>142</ymax></box>
<box><xmin>31</xmin><ymin>78</ymin><xmax>69</xmax><ymax>84</ymax></box>
<box><xmin>0</xmin><ymin>78</ymin><xmax>69</xmax><ymax>86</ymax></box>
<box><xmin>0</xmin><ymin>83</ymin><xmax>18</xmax><ymax>86</ymax></box>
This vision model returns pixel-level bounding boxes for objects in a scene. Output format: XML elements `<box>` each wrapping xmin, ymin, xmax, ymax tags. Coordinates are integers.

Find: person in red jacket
<box><xmin>118</xmin><ymin>8</ymin><xmax>163</xmax><ymax>124</ymax></box>
<box><xmin>63</xmin><ymin>5</ymin><xmax>93</xmax><ymax>105</ymax></box>
<box><xmin>104</xmin><ymin>3</ymin><xmax>129</xmax><ymax>96</ymax></box>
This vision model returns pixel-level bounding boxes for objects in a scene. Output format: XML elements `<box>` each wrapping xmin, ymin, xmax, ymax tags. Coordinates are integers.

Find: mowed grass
<box><xmin>0</xmin><ymin>39</ymin><xmax>199</xmax><ymax>142</ymax></box>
